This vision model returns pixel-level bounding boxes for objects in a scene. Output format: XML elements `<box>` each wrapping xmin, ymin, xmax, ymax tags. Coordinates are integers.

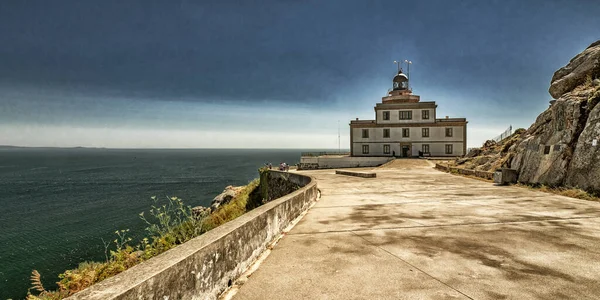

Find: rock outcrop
<box><xmin>549</xmin><ymin>40</ymin><xmax>600</xmax><ymax>98</ymax></box>
<box><xmin>210</xmin><ymin>185</ymin><xmax>243</xmax><ymax>211</ymax></box>
<box><xmin>452</xmin><ymin>40</ymin><xmax>600</xmax><ymax>193</ymax></box>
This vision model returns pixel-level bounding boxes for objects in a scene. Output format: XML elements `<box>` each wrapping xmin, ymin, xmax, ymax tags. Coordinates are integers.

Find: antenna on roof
<box><xmin>404</xmin><ymin>60</ymin><xmax>412</xmax><ymax>90</ymax></box>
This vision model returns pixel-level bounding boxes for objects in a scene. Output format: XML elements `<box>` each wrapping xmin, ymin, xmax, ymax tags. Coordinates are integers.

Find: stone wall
<box><xmin>67</xmin><ymin>171</ymin><xmax>317</xmax><ymax>300</ymax></box>
<box><xmin>435</xmin><ymin>163</ymin><xmax>494</xmax><ymax>180</ymax></box>
<box><xmin>261</xmin><ymin>170</ymin><xmax>309</xmax><ymax>202</ymax></box>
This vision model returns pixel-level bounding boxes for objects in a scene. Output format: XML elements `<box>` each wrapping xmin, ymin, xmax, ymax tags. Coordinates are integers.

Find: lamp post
<box><xmin>393</xmin><ymin>60</ymin><xmax>401</xmax><ymax>73</ymax></box>
<box><xmin>404</xmin><ymin>60</ymin><xmax>412</xmax><ymax>90</ymax></box>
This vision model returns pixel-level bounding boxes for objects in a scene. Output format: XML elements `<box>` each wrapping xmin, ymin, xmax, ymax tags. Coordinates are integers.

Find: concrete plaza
<box><xmin>233</xmin><ymin>160</ymin><xmax>600</xmax><ymax>300</ymax></box>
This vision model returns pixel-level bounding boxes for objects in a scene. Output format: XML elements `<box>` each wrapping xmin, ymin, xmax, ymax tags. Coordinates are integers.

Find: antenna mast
<box><xmin>337</xmin><ymin>120</ymin><xmax>340</xmax><ymax>153</ymax></box>
<box><xmin>404</xmin><ymin>60</ymin><xmax>412</xmax><ymax>90</ymax></box>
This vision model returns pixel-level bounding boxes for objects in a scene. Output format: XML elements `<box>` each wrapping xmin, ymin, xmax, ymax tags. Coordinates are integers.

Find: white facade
<box><xmin>375</xmin><ymin>107</ymin><xmax>436</xmax><ymax>124</ymax></box>
<box><xmin>350</xmin><ymin>71</ymin><xmax>467</xmax><ymax>157</ymax></box>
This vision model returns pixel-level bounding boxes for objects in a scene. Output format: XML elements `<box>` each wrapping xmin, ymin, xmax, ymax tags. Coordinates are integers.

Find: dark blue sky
<box><xmin>1</xmin><ymin>0</ymin><xmax>599</xmax><ymax>148</ymax></box>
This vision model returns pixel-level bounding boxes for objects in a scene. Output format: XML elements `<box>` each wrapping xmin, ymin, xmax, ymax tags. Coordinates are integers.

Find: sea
<box><xmin>0</xmin><ymin>148</ymin><xmax>322</xmax><ymax>300</ymax></box>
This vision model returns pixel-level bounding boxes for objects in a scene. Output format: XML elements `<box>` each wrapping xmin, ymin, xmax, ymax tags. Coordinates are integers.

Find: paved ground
<box><xmin>233</xmin><ymin>160</ymin><xmax>600</xmax><ymax>300</ymax></box>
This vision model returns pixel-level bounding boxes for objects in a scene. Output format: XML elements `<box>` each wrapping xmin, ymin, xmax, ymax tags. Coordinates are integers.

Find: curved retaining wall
<box><xmin>68</xmin><ymin>171</ymin><xmax>317</xmax><ymax>300</ymax></box>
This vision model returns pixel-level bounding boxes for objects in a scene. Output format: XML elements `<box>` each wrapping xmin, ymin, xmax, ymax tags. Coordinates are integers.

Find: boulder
<box><xmin>465</xmin><ymin>148</ymin><xmax>482</xmax><ymax>158</ymax></box>
<box><xmin>192</xmin><ymin>206</ymin><xmax>211</xmax><ymax>219</ymax></box>
<box><xmin>549</xmin><ymin>41</ymin><xmax>600</xmax><ymax>99</ymax></box>
<box><xmin>482</xmin><ymin>140</ymin><xmax>497</xmax><ymax>148</ymax></box>
<box><xmin>210</xmin><ymin>185</ymin><xmax>243</xmax><ymax>211</ymax></box>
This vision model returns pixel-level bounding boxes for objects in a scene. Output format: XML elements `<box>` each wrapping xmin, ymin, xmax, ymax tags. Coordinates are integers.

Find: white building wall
<box><xmin>352</xmin><ymin>143</ymin><xmax>399</xmax><ymax>157</ymax></box>
<box><xmin>376</xmin><ymin>108</ymin><xmax>435</xmax><ymax>124</ymax></box>
<box><xmin>352</xmin><ymin>142</ymin><xmax>464</xmax><ymax>157</ymax></box>
<box><xmin>411</xmin><ymin>142</ymin><xmax>465</xmax><ymax>156</ymax></box>
<box><xmin>352</xmin><ymin>125</ymin><xmax>465</xmax><ymax>157</ymax></box>
<box><xmin>352</xmin><ymin>126</ymin><xmax>464</xmax><ymax>143</ymax></box>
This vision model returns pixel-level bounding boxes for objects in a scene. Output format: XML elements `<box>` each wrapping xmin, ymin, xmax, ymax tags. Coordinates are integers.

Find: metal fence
<box><xmin>493</xmin><ymin>125</ymin><xmax>513</xmax><ymax>142</ymax></box>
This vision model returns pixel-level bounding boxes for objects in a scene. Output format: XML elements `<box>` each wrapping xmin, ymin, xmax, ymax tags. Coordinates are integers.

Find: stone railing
<box><xmin>435</xmin><ymin>163</ymin><xmax>494</xmax><ymax>180</ymax></box>
<box><xmin>68</xmin><ymin>170</ymin><xmax>317</xmax><ymax>300</ymax></box>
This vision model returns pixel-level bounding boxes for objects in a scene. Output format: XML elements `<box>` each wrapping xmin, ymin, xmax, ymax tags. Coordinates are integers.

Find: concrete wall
<box><xmin>67</xmin><ymin>171</ymin><xmax>317</xmax><ymax>300</ymax></box>
<box><xmin>298</xmin><ymin>156</ymin><xmax>392</xmax><ymax>169</ymax></box>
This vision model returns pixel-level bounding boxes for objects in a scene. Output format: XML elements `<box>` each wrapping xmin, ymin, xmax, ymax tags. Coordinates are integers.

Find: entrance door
<box><xmin>402</xmin><ymin>145</ymin><xmax>410</xmax><ymax>157</ymax></box>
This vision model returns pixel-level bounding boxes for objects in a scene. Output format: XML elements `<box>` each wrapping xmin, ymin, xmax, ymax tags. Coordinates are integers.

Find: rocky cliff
<box><xmin>454</xmin><ymin>40</ymin><xmax>600</xmax><ymax>193</ymax></box>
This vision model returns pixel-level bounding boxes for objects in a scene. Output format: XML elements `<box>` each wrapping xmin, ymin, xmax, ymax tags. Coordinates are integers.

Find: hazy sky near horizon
<box><xmin>1</xmin><ymin>0</ymin><xmax>599</xmax><ymax>148</ymax></box>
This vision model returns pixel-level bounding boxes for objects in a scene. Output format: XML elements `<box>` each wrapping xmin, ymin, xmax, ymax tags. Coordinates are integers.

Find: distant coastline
<box><xmin>0</xmin><ymin>145</ymin><xmax>106</xmax><ymax>150</ymax></box>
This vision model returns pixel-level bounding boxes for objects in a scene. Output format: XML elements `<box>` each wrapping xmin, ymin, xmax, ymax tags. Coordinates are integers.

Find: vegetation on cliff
<box><xmin>26</xmin><ymin>173</ymin><xmax>270</xmax><ymax>299</ymax></box>
<box><xmin>452</xmin><ymin>128</ymin><xmax>526</xmax><ymax>172</ymax></box>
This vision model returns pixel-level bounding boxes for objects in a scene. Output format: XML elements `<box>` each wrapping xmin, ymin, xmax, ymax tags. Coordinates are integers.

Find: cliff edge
<box><xmin>454</xmin><ymin>40</ymin><xmax>600</xmax><ymax>193</ymax></box>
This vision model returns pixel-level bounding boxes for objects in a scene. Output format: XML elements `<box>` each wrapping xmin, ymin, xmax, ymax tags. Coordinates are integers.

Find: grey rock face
<box><xmin>566</xmin><ymin>102</ymin><xmax>600</xmax><ymax>192</ymax></box>
<box><xmin>549</xmin><ymin>41</ymin><xmax>600</xmax><ymax>99</ymax></box>
<box><xmin>510</xmin><ymin>94</ymin><xmax>587</xmax><ymax>186</ymax></box>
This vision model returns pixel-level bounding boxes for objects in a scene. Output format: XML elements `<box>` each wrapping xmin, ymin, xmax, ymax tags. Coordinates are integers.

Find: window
<box><xmin>422</xmin><ymin>110</ymin><xmax>429</xmax><ymax>120</ymax></box>
<box><xmin>422</xmin><ymin>144</ymin><xmax>430</xmax><ymax>154</ymax></box>
<box><xmin>362</xmin><ymin>129</ymin><xmax>369</xmax><ymax>138</ymax></box>
<box><xmin>544</xmin><ymin>145</ymin><xmax>551</xmax><ymax>155</ymax></box>
<box><xmin>383</xmin><ymin>128</ymin><xmax>390</xmax><ymax>138</ymax></box>
<box><xmin>399</xmin><ymin>111</ymin><xmax>412</xmax><ymax>120</ymax></box>
<box><xmin>382</xmin><ymin>111</ymin><xmax>390</xmax><ymax>120</ymax></box>
<box><xmin>422</xmin><ymin>128</ymin><xmax>429</xmax><ymax>137</ymax></box>
<box><xmin>362</xmin><ymin>145</ymin><xmax>369</xmax><ymax>154</ymax></box>
<box><xmin>402</xmin><ymin>128</ymin><xmax>410</xmax><ymax>137</ymax></box>
<box><xmin>445</xmin><ymin>128</ymin><xmax>453</xmax><ymax>137</ymax></box>
<box><xmin>554</xmin><ymin>144</ymin><xmax>561</xmax><ymax>151</ymax></box>
<box><xmin>445</xmin><ymin>144</ymin><xmax>453</xmax><ymax>154</ymax></box>
<box><xmin>383</xmin><ymin>144</ymin><xmax>390</xmax><ymax>154</ymax></box>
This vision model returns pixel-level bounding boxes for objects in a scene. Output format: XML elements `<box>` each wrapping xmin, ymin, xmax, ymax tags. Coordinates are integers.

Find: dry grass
<box><xmin>201</xmin><ymin>179</ymin><xmax>260</xmax><ymax>232</ymax></box>
<box><xmin>519</xmin><ymin>184</ymin><xmax>600</xmax><ymax>202</ymax></box>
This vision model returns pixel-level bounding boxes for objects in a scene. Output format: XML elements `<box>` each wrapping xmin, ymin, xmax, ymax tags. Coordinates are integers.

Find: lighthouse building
<box><xmin>350</xmin><ymin>69</ymin><xmax>467</xmax><ymax>157</ymax></box>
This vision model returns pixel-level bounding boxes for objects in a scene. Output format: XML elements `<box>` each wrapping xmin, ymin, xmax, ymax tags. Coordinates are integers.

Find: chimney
<box><xmin>356</xmin><ymin>118</ymin><xmax>359</xmax><ymax>121</ymax></box>
<box><xmin>445</xmin><ymin>116</ymin><xmax>449</xmax><ymax>119</ymax></box>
